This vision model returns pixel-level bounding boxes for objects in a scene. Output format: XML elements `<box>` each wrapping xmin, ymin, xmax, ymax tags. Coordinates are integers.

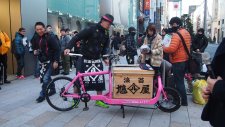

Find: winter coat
<box><xmin>14</xmin><ymin>32</ymin><xmax>25</xmax><ymax>55</ymax></box>
<box><xmin>163</xmin><ymin>28</ymin><xmax>191</xmax><ymax>63</ymax></box>
<box><xmin>125</xmin><ymin>34</ymin><xmax>137</xmax><ymax>56</ymax></box>
<box><xmin>32</xmin><ymin>33</ymin><xmax>60</xmax><ymax>63</ymax></box>
<box><xmin>67</xmin><ymin>23</ymin><xmax>110</xmax><ymax>60</ymax></box>
<box><xmin>192</xmin><ymin>34</ymin><xmax>208</xmax><ymax>52</ymax></box>
<box><xmin>142</xmin><ymin>34</ymin><xmax>163</xmax><ymax>67</ymax></box>
<box><xmin>0</xmin><ymin>31</ymin><xmax>11</xmax><ymax>55</ymax></box>
<box><xmin>204</xmin><ymin>38</ymin><xmax>225</xmax><ymax>127</ymax></box>
<box><xmin>111</xmin><ymin>36</ymin><xmax>121</xmax><ymax>50</ymax></box>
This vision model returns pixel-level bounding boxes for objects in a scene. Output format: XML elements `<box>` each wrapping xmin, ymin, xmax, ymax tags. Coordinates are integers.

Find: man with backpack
<box><xmin>32</xmin><ymin>22</ymin><xmax>60</xmax><ymax>103</ymax></box>
<box><xmin>0</xmin><ymin>30</ymin><xmax>11</xmax><ymax>84</ymax></box>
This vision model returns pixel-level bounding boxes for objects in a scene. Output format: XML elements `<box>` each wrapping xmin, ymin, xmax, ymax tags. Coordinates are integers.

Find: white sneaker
<box><xmin>70</xmin><ymin>69</ymin><xmax>72</xmax><ymax>72</ymax></box>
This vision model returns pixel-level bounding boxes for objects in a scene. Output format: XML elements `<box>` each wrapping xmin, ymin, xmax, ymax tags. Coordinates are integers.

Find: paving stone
<box><xmin>171</xmin><ymin>106</ymin><xmax>190</xmax><ymax>126</ymax></box>
<box><xmin>0</xmin><ymin>114</ymin><xmax>34</xmax><ymax>127</ymax></box>
<box><xmin>170</xmin><ymin>121</ymin><xmax>190</xmax><ymax>127</ymax></box>
<box><xmin>64</xmin><ymin>103</ymin><xmax>102</xmax><ymax>127</ymax></box>
<box><xmin>128</xmin><ymin>107</ymin><xmax>153</xmax><ymax>127</ymax></box>
<box><xmin>149</xmin><ymin>109</ymin><xmax>170</xmax><ymax>127</ymax></box>
<box><xmin>0</xmin><ymin>118</ymin><xmax>8</xmax><ymax>125</ymax></box>
<box><xmin>107</xmin><ymin>107</ymin><xmax>137</xmax><ymax>127</ymax></box>
<box><xmin>85</xmin><ymin>106</ymin><xmax>119</xmax><ymax>127</ymax></box>
<box><xmin>25</xmin><ymin>111</ymin><xmax>60</xmax><ymax>127</ymax></box>
<box><xmin>0</xmin><ymin>107</ymin><xmax>31</xmax><ymax>120</ymax></box>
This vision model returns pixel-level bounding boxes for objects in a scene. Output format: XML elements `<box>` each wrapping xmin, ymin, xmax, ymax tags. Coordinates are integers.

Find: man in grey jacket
<box><xmin>60</xmin><ymin>29</ymin><xmax>71</xmax><ymax>75</ymax></box>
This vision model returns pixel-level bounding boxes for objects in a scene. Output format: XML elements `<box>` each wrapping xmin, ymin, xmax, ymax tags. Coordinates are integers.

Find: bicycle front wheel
<box><xmin>46</xmin><ymin>76</ymin><xmax>81</xmax><ymax>111</ymax></box>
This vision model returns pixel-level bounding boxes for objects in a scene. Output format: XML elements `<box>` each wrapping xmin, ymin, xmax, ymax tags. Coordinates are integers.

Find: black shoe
<box><xmin>48</xmin><ymin>91</ymin><xmax>56</xmax><ymax>96</ymax></box>
<box><xmin>4</xmin><ymin>80</ymin><xmax>11</xmax><ymax>84</ymax></box>
<box><xmin>181</xmin><ymin>102</ymin><xmax>188</xmax><ymax>106</ymax></box>
<box><xmin>36</xmin><ymin>96</ymin><xmax>45</xmax><ymax>103</ymax></box>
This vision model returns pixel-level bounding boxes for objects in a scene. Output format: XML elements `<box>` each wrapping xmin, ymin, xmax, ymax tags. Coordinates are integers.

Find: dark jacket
<box><xmin>125</xmin><ymin>34</ymin><xmax>137</xmax><ymax>56</ymax></box>
<box><xmin>67</xmin><ymin>23</ymin><xmax>110</xmax><ymax>60</ymax></box>
<box><xmin>192</xmin><ymin>34</ymin><xmax>208</xmax><ymax>52</ymax></box>
<box><xmin>202</xmin><ymin>38</ymin><xmax>225</xmax><ymax>127</ymax></box>
<box><xmin>32</xmin><ymin>33</ymin><xmax>60</xmax><ymax>63</ymax></box>
<box><xmin>60</xmin><ymin>35</ymin><xmax>71</xmax><ymax>53</ymax></box>
<box><xmin>111</xmin><ymin>36</ymin><xmax>121</xmax><ymax>50</ymax></box>
<box><xmin>14</xmin><ymin>32</ymin><xmax>26</xmax><ymax>55</ymax></box>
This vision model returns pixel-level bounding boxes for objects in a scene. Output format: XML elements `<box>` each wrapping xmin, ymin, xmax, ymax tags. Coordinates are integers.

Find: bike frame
<box><xmin>62</xmin><ymin>68</ymin><xmax>168</xmax><ymax>105</ymax></box>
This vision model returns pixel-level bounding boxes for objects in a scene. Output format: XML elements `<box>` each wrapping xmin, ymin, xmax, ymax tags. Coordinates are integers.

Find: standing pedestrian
<box><xmin>125</xmin><ymin>27</ymin><xmax>137</xmax><ymax>64</ymax></box>
<box><xmin>163</xmin><ymin>17</ymin><xmax>191</xmax><ymax>106</ymax></box>
<box><xmin>0</xmin><ymin>30</ymin><xmax>11</xmax><ymax>84</ymax></box>
<box><xmin>60</xmin><ymin>29</ymin><xmax>71</xmax><ymax>75</ymax></box>
<box><xmin>13</xmin><ymin>28</ymin><xmax>27</xmax><ymax>79</ymax></box>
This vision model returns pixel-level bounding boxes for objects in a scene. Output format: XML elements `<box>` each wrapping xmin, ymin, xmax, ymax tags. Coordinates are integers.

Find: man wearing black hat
<box><xmin>64</xmin><ymin>14</ymin><xmax>114</xmax><ymax>108</ymax></box>
<box><xmin>125</xmin><ymin>27</ymin><xmax>137</xmax><ymax>64</ymax></box>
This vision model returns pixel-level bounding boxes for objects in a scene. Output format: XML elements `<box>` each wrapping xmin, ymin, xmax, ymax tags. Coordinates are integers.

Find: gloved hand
<box><xmin>139</xmin><ymin>63</ymin><xmax>150</xmax><ymax>70</ymax></box>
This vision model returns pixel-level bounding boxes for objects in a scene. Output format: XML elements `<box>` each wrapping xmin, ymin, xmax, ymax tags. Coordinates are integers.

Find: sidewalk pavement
<box><xmin>0</xmin><ymin>56</ymin><xmax>211</xmax><ymax>127</ymax></box>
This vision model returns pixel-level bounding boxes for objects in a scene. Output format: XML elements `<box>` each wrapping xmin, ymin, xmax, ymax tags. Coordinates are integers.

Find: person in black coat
<box><xmin>125</xmin><ymin>27</ymin><xmax>137</xmax><ymax>64</ymax></box>
<box><xmin>192</xmin><ymin>28</ymin><xmax>208</xmax><ymax>53</ymax></box>
<box><xmin>111</xmin><ymin>32</ymin><xmax>121</xmax><ymax>55</ymax></box>
<box><xmin>192</xmin><ymin>28</ymin><xmax>208</xmax><ymax>73</ymax></box>
<box><xmin>64</xmin><ymin>14</ymin><xmax>114</xmax><ymax>108</ymax></box>
<box><xmin>202</xmin><ymin>38</ymin><xmax>225</xmax><ymax>127</ymax></box>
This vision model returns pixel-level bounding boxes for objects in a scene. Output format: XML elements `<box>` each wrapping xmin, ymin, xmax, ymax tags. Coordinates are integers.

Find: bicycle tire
<box><xmin>46</xmin><ymin>76</ymin><xmax>81</xmax><ymax>111</ymax></box>
<box><xmin>157</xmin><ymin>87</ymin><xmax>181</xmax><ymax>112</ymax></box>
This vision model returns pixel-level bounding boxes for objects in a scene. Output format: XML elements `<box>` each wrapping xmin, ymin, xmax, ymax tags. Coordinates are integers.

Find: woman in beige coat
<box><xmin>139</xmin><ymin>25</ymin><xmax>163</xmax><ymax>73</ymax></box>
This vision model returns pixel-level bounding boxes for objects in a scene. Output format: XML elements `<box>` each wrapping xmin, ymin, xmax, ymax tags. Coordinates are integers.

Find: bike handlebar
<box><xmin>68</xmin><ymin>53</ymin><xmax>83</xmax><ymax>57</ymax></box>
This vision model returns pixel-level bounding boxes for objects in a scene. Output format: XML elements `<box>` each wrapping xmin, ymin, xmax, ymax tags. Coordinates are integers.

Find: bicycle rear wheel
<box><xmin>46</xmin><ymin>76</ymin><xmax>81</xmax><ymax>111</ymax></box>
<box><xmin>157</xmin><ymin>87</ymin><xmax>181</xmax><ymax>112</ymax></box>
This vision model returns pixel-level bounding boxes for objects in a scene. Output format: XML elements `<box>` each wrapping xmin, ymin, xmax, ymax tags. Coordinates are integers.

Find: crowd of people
<box><xmin>0</xmin><ymin>14</ymin><xmax>224</xmax><ymax>126</ymax></box>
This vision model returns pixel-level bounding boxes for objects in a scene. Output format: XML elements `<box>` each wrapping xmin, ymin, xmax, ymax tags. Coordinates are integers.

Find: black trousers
<box><xmin>0</xmin><ymin>54</ymin><xmax>7</xmax><ymax>81</ymax></box>
<box><xmin>14</xmin><ymin>54</ymin><xmax>25</xmax><ymax>76</ymax></box>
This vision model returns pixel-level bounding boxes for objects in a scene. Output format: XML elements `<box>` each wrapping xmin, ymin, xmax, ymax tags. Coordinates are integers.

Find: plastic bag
<box><xmin>192</xmin><ymin>79</ymin><xmax>207</xmax><ymax>105</ymax></box>
<box><xmin>140</xmin><ymin>44</ymin><xmax>150</xmax><ymax>54</ymax></box>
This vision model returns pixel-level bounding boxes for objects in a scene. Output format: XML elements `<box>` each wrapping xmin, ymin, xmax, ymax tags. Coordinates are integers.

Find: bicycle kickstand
<box><xmin>83</xmin><ymin>102</ymin><xmax>89</xmax><ymax>111</ymax></box>
<box><xmin>121</xmin><ymin>105</ymin><xmax>125</xmax><ymax>118</ymax></box>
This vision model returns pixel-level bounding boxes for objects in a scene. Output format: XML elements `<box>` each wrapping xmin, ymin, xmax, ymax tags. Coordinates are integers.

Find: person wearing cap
<box><xmin>163</xmin><ymin>17</ymin><xmax>191</xmax><ymax>106</ymax></box>
<box><xmin>125</xmin><ymin>27</ymin><xmax>137</xmax><ymax>64</ymax></box>
<box><xmin>64</xmin><ymin>14</ymin><xmax>114</xmax><ymax>108</ymax></box>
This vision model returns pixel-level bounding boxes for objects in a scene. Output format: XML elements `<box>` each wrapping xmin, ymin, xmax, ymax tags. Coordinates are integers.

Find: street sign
<box><xmin>144</xmin><ymin>10</ymin><xmax>150</xmax><ymax>16</ymax></box>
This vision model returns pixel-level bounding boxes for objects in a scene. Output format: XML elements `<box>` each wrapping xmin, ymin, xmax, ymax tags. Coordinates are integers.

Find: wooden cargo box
<box><xmin>112</xmin><ymin>66</ymin><xmax>154</xmax><ymax>99</ymax></box>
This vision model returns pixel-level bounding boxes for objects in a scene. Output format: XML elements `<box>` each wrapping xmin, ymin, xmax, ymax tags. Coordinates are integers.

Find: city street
<box><xmin>0</xmin><ymin>56</ymin><xmax>211</xmax><ymax>127</ymax></box>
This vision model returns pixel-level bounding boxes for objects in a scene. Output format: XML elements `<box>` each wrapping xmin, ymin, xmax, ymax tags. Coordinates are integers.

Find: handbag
<box><xmin>176</xmin><ymin>32</ymin><xmax>198</xmax><ymax>74</ymax></box>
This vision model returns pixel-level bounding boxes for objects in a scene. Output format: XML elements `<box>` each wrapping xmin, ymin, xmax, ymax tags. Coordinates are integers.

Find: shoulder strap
<box><xmin>176</xmin><ymin>32</ymin><xmax>191</xmax><ymax>58</ymax></box>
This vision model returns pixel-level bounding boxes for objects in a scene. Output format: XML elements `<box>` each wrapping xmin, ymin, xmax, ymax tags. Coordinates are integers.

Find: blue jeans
<box><xmin>40</xmin><ymin>65</ymin><xmax>55</xmax><ymax>97</ymax></box>
<box><xmin>172</xmin><ymin>61</ymin><xmax>187</xmax><ymax>104</ymax></box>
